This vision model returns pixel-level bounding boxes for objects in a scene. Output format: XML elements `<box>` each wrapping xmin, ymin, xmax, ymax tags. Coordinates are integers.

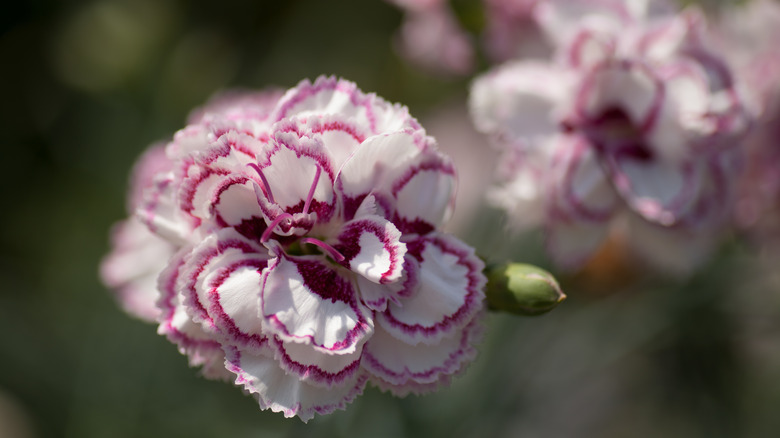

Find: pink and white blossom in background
<box><xmin>385</xmin><ymin>0</ymin><xmax>549</xmax><ymax>76</ymax></box>
<box><xmin>100</xmin><ymin>76</ymin><xmax>486</xmax><ymax>422</ymax></box>
<box><xmin>388</xmin><ymin>0</ymin><xmax>476</xmax><ymax>76</ymax></box>
<box><xmin>469</xmin><ymin>0</ymin><xmax>751</xmax><ymax>274</ymax></box>
<box><xmin>714</xmin><ymin>0</ymin><xmax>780</xmax><ymax>252</ymax></box>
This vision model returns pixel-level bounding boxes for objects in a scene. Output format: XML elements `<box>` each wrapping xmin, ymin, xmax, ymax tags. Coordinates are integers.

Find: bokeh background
<box><xmin>1</xmin><ymin>0</ymin><xmax>779</xmax><ymax>437</ymax></box>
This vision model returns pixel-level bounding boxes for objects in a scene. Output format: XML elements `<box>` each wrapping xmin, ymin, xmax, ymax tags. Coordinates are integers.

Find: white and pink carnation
<box><xmin>470</xmin><ymin>0</ymin><xmax>750</xmax><ymax>273</ymax></box>
<box><xmin>102</xmin><ymin>76</ymin><xmax>486</xmax><ymax>421</ymax></box>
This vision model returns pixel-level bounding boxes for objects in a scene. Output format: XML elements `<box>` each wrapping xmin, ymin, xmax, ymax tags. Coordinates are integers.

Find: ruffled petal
<box><xmin>176</xmin><ymin>230</ymin><xmax>268</xmax><ymax>342</ymax></box>
<box><xmin>551</xmin><ymin>134</ymin><xmax>618</xmax><ymax>222</ymax></box>
<box><xmin>362</xmin><ymin>316</ymin><xmax>483</xmax><ymax>396</ymax></box>
<box><xmin>470</xmin><ymin>61</ymin><xmax>573</xmax><ymax>143</ymax></box>
<box><xmin>534</xmin><ymin>0</ymin><xmax>637</xmax><ymax>50</ymax></box>
<box><xmin>572</xmin><ymin>59</ymin><xmax>664</xmax><ymax>138</ymax></box>
<box><xmin>335</xmin><ymin>130</ymin><xmax>431</xmax><ymax>220</ymax></box>
<box><xmin>260</xmin><ymin>246</ymin><xmax>373</xmax><ymax>354</ymax></box>
<box><xmin>604</xmin><ymin>153</ymin><xmax>700</xmax><ymax>225</ymax></box>
<box><xmin>376</xmin><ymin>233</ymin><xmax>485</xmax><ymax>345</ymax></box>
<box><xmin>178</xmin><ymin>133</ymin><xmax>263</xmax><ymax>226</ymax></box>
<box><xmin>188</xmin><ymin>88</ymin><xmax>284</xmax><ymax>127</ymax></box>
<box><xmin>355</xmin><ymin>275</ymin><xmax>405</xmax><ymax>312</ymax></box>
<box><xmin>100</xmin><ymin>217</ymin><xmax>175</xmax><ymax>322</ymax></box>
<box><xmin>225</xmin><ymin>345</ymin><xmax>368</xmax><ymax>423</ymax></box>
<box><xmin>564</xmin><ymin>27</ymin><xmax>615</xmax><ymax>69</ymax></box>
<box><xmin>486</xmin><ymin>143</ymin><xmax>551</xmax><ymax>231</ymax></box>
<box><xmin>291</xmin><ymin>114</ymin><xmax>369</xmax><ymax>170</ymax></box>
<box><xmin>270</xmin><ymin>335</ymin><xmax>364</xmax><ymax>388</ymax></box>
<box><xmin>137</xmin><ymin>171</ymin><xmax>198</xmax><ymax>245</ymax></box>
<box><xmin>156</xmin><ymin>248</ymin><xmax>232</xmax><ymax>381</ymax></box>
<box><xmin>391</xmin><ymin>153</ymin><xmax>457</xmax><ymax>234</ymax></box>
<box><xmin>209</xmin><ymin>174</ymin><xmax>267</xmax><ymax>240</ymax></box>
<box><xmin>337</xmin><ymin>214</ymin><xmax>406</xmax><ymax>284</ymax></box>
<box><xmin>253</xmin><ymin>126</ymin><xmax>336</xmax><ymax>234</ymax></box>
<box><xmin>126</xmin><ymin>144</ymin><xmax>173</xmax><ymax>211</ymax></box>
<box><xmin>272</xmin><ymin>76</ymin><xmax>420</xmax><ymax>136</ymax></box>
<box><xmin>199</xmin><ymin>245</ymin><xmax>270</xmax><ymax>352</ymax></box>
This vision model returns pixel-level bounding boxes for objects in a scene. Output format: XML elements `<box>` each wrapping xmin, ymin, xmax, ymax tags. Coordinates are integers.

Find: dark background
<box><xmin>1</xmin><ymin>0</ymin><xmax>779</xmax><ymax>437</ymax></box>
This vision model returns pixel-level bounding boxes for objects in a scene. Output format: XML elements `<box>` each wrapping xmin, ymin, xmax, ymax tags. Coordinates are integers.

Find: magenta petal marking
<box><xmin>362</xmin><ymin>317</ymin><xmax>483</xmax><ymax>391</ymax></box>
<box><xmin>179</xmin><ymin>232</ymin><xmax>265</xmax><ymax>327</ymax></box>
<box><xmin>336</xmin><ymin>216</ymin><xmax>406</xmax><ymax>284</ymax></box>
<box><xmin>274</xmin><ymin>76</ymin><xmax>379</xmax><ymax>133</ymax></box>
<box><xmin>261</xmin><ymin>253</ymin><xmax>372</xmax><ymax>352</ymax></box>
<box><xmin>377</xmin><ymin>233</ymin><xmax>485</xmax><ymax>344</ymax></box>
<box><xmin>206</xmin><ymin>256</ymin><xmax>268</xmax><ymax>350</ymax></box>
<box><xmin>391</xmin><ymin>158</ymin><xmax>456</xmax><ymax>235</ymax></box>
<box><xmin>271</xmin><ymin>337</ymin><xmax>362</xmax><ymax>387</ymax></box>
<box><xmin>224</xmin><ymin>345</ymin><xmax>369</xmax><ymax>423</ymax></box>
<box><xmin>558</xmin><ymin>135</ymin><xmax>617</xmax><ymax>222</ymax></box>
<box><xmin>254</xmin><ymin>131</ymin><xmax>336</xmax><ymax>225</ymax></box>
<box><xmin>209</xmin><ymin>175</ymin><xmax>267</xmax><ymax>241</ymax></box>
<box><xmin>156</xmin><ymin>249</ymin><xmax>227</xmax><ymax>378</ymax></box>
<box><xmin>605</xmin><ymin>153</ymin><xmax>698</xmax><ymax>225</ymax></box>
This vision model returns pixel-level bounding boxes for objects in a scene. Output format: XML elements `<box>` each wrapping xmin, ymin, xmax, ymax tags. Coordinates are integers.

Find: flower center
<box><xmin>584</xmin><ymin>106</ymin><xmax>654</xmax><ymax>161</ymax></box>
<box><xmin>252</xmin><ymin>161</ymin><xmax>344</xmax><ymax>262</ymax></box>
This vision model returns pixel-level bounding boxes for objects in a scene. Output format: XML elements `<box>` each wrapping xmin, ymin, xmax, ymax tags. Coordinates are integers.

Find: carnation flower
<box><xmin>102</xmin><ymin>76</ymin><xmax>486</xmax><ymax>421</ymax></box>
<box><xmin>470</xmin><ymin>0</ymin><xmax>750</xmax><ymax>273</ymax></box>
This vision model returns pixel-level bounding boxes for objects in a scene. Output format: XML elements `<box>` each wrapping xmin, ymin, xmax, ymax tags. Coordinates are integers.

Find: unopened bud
<box><xmin>485</xmin><ymin>263</ymin><xmax>566</xmax><ymax>316</ymax></box>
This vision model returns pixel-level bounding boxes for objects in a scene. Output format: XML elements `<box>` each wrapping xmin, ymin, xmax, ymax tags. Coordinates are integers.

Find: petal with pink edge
<box><xmin>362</xmin><ymin>316</ymin><xmax>483</xmax><ymax>396</ymax></box>
<box><xmin>552</xmin><ymin>135</ymin><xmax>618</xmax><ymax>222</ymax></box>
<box><xmin>176</xmin><ymin>230</ymin><xmax>267</xmax><ymax>334</ymax></box>
<box><xmin>225</xmin><ymin>345</ymin><xmax>368</xmax><ymax>423</ymax></box>
<box><xmin>336</xmin><ymin>130</ymin><xmax>431</xmax><ymax>220</ymax></box>
<box><xmin>604</xmin><ymin>153</ymin><xmax>700</xmax><ymax>225</ymax></box>
<box><xmin>470</xmin><ymin>61</ymin><xmax>573</xmax><ymax>143</ymax></box>
<box><xmin>137</xmin><ymin>172</ymin><xmax>198</xmax><ymax>245</ymax></box>
<box><xmin>100</xmin><ymin>217</ymin><xmax>175</xmax><ymax>322</ymax></box>
<box><xmin>177</xmin><ymin>135</ymin><xmax>262</xmax><ymax>224</ymax></box>
<box><xmin>391</xmin><ymin>155</ymin><xmax>457</xmax><ymax>235</ymax></box>
<box><xmin>355</xmin><ymin>275</ymin><xmax>404</xmax><ymax>312</ymax></box>
<box><xmin>270</xmin><ymin>335</ymin><xmax>364</xmax><ymax>388</ymax></box>
<box><xmin>209</xmin><ymin>174</ymin><xmax>267</xmax><ymax>240</ymax></box>
<box><xmin>156</xmin><ymin>248</ymin><xmax>232</xmax><ymax>381</ymax></box>
<box><xmin>376</xmin><ymin>233</ymin><xmax>485</xmax><ymax>345</ymax></box>
<box><xmin>253</xmin><ymin>128</ymin><xmax>336</xmax><ymax>232</ymax></box>
<box><xmin>573</xmin><ymin>60</ymin><xmax>664</xmax><ymax>136</ymax></box>
<box><xmin>260</xmin><ymin>247</ymin><xmax>373</xmax><ymax>354</ymax></box>
<box><xmin>201</xmin><ymin>245</ymin><xmax>270</xmax><ymax>352</ymax></box>
<box><xmin>282</xmin><ymin>114</ymin><xmax>369</xmax><ymax>171</ymax></box>
<box><xmin>272</xmin><ymin>76</ymin><xmax>419</xmax><ymax>135</ymax></box>
<box><xmin>336</xmin><ymin>215</ymin><xmax>406</xmax><ymax>284</ymax></box>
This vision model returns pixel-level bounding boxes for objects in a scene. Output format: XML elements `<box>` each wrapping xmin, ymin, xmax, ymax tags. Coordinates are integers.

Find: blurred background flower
<box><xmin>2</xmin><ymin>0</ymin><xmax>780</xmax><ymax>437</ymax></box>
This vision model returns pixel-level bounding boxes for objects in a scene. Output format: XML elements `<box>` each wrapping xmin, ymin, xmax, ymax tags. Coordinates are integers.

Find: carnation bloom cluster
<box><xmin>470</xmin><ymin>0</ymin><xmax>751</xmax><ymax>273</ymax></box>
<box><xmin>101</xmin><ymin>76</ymin><xmax>486</xmax><ymax>421</ymax></box>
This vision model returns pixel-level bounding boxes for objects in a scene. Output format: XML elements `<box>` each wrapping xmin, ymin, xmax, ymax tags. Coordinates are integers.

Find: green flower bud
<box><xmin>485</xmin><ymin>263</ymin><xmax>566</xmax><ymax>316</ymax></box>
